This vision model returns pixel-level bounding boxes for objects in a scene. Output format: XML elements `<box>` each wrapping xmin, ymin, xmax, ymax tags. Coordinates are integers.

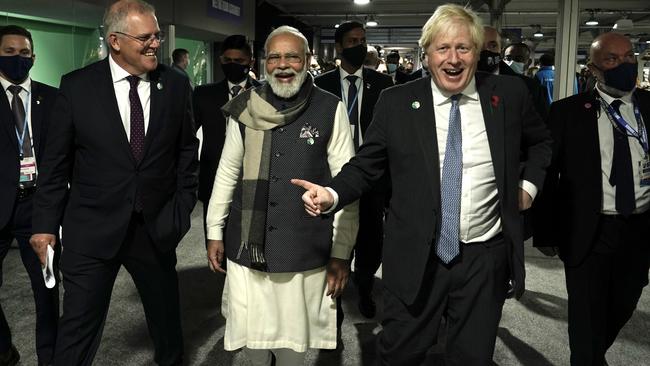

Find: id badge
<box><xmin>640</xmin><ymin>155</ymin><xmax>650</xmax><ymax>187</ymax></box>
<box><xmin>350</xmin><ymin>124</ymin><xmax>356</xmax><ymax>139</ymax></box>
<box><xmin>20</xmin><ymin>156</ymin><xmax>37</xmax><ymax>182</ymax></box>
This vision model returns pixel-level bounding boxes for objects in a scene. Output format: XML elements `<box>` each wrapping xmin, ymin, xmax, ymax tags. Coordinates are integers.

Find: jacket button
<box><xmin>269</xmin><ymin>201</ymin><xmax>278</xmax><ymax>207</ymax></box>
<box><xmin>278</xmin><ymin>128</ymin><xmax>285</xmax><ymax>133</ymax></box>
<box><xmin>275</xmin><ymin>152</ymin><xmax>282</xmax><ymax>157</ymax></box>
<box><xmin>270</xmin><ymin>175</ymin><xmax>279</xmax><ymax>182</ymax></box>
<box><xmin>268</xmin><ymin>225</ymin><xmax>276</xmax><ymax>231</ymax></box>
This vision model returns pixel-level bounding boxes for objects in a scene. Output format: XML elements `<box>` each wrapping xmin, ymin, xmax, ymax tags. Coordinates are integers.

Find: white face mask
<box><xmin>505</xmin><ymin>60</ymin><xmax>525</xmax><ymax>75</ymax></box>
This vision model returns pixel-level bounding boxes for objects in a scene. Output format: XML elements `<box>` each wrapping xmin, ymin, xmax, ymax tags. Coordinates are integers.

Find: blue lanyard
<box><xmin>341</xmin><ymin>77</ymin><xmax>360</xmax><ymax>120</ymax></box>
<box><xmin>600</xmin><ymin>96</ymin><xmax>648</xmax><ymax>154</ymax></box>
<box><xmin>13</xmin><ymin>88</ymin><xmax>31</xmax><ymax>159</ymax></box>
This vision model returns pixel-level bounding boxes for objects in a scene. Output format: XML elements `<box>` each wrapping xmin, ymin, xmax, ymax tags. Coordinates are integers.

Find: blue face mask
<box><xmin>387</xmin><ymin>63</ymin><xmax>398</xmax><ymax>73</ymax></box>
<box><xmin>598</xmin><ymin>62</ymin><xmax>638</xmax><ymax>92</ymax></box>
<box><xmin>0</xmin><ymin>55</ymin><xmax>33</xmax><ymax>83</ymax></box>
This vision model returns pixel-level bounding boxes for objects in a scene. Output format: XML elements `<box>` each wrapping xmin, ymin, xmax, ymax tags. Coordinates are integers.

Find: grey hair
<box><xmin>264</xmin><ymin>25</ymin><xmax>310</xmax><ymax>56</ymax></box>
<box><xmin>103</xmin><ymin>0</ymin><xmax>156</xmax><ymax>36</ymax></box>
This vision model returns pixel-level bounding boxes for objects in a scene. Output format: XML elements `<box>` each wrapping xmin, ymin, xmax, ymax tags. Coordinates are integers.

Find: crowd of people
<box><xmin>0</xmin><ymin>0</ymin><xmax>648</xmax><ymax>365</ymax></box>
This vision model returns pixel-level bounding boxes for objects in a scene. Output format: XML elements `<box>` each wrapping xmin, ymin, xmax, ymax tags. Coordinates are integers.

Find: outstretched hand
<box><xmin>291</xmin><ymin>179</ymin><xmax>335</xmax><ymax>216</ymax></box>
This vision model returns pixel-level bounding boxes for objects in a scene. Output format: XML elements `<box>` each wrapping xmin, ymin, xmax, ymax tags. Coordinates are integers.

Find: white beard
<box><xmin>268</xmin><ymin>66</ymin><xmax>308</xmax><ymax>99</ymax></box>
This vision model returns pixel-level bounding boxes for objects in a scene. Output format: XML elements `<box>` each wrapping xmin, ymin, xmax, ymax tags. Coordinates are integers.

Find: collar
<box><xmin>339</xmin><ymin>66</ymin><xmax>363</xmax><ymax>83</ymax></box>
<box><xmin>1</xmin><ymin>75</ymin><xmax>31</xmax><ymax>94</ymax></box>
<box><xmin>431</xmin><ymin>76</ymin><xmax>478</xmax><ymax>106</ymax></box>
<box><xmin>109</xmin><ymin>54</ymin><xmax>149</xmax><ymax>83</ymax></box>
<box><xmin>595</xmin><ymin>84</ymin><xmax>634</xmax><ymax>106</ymax></box>
<box><xmin>228</xmin><ymin>79</ymin><xmax>247</xmax><ymax>91</ymax></box>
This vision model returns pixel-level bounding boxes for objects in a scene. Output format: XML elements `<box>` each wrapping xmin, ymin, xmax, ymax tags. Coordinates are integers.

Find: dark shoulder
<box><xmin>194</xmin><ymin>79</ymin><xmax>227</xmax><ymax>96</ymax></box>
<box><xmin>364</xmin><ymin>68</ymin><xmax>394</xmax><ymax>88</ymax></box>
<box><xmin>550</xmin><ymin>91</ymin><xmax>593</xmax><ymax>111</ymax></box>
<box><xmin>32</xmin><ymin>80</ymin><xmax>57</xmax><ymax>95</ymax></box>
<box><xmin>379</xmin><ymin>75</ymin><xmax>427</xmax><ymax>100</ymax></box>
<box><xmin>314</xmin><ymin>69</ymin><xmax>338</xmax><ymax>85</ymax></box>
<box><xmin>60</xmin><ymin>59</ymin><xmax>106</xmax><ymax>85</ymax></box>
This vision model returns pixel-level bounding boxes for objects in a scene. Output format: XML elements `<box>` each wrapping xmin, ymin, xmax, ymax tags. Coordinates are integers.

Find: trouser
<box><xmin>565</xmin><ymin>213</ymin><xmax>650</xmax><ymax>366</ymax></box>
<box><xmin>244</xmin><ymin>347</ymin><xmax>306</xmax><ymax>366</ymax></box>
<box><xmin>378</xmin><ymin>235</ymin><xmax>509</xmax><ymax>366</ymax></box>
<box><xmin>53</xmin><ymin>213</ymin><xmax>183</xmax><ymax>366</ymax></box>
<box><xmin>0</xmin><ymin>196</ymin><xmax>59</xmax><ymax>364</ymax></box>
<box><xmin>353</xmin><ymin>191</ymin><xmax>385</xmax><ymax>292</ymax></box>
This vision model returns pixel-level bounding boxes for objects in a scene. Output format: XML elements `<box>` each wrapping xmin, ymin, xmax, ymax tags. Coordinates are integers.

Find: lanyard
<box><xmin>599</xmin><ymin>96</ymin><xmax>648</xmax><ymax>154</ymax></box>
<box><xmin>12</xmin><ymin>88</ymin><xmax>31</xmax><ymax>159</ymax></box>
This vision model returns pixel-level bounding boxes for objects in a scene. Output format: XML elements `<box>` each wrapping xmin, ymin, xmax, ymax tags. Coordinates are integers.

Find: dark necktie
<box><xmin>8</xmin><ymin>85</ymin><xmax>33</xmax><ymax>158</ymax></box>
<box><xmin>437</xmin><ymin>94</ymin><xmax>463</xmax><ymax>264</ymax></box>
<box><xmin>126</xmin><ymin>75</ymin><xmax>145</xmax><ymax>211</ymax></box>
<box><xmin>230</xmin><ymin>84</ymin><xmax>242</xmax><ymax>98</ymax></box>
<box><xmin>346</xmin><ymin>75</ymin><xmax>360</xmax><ymax>149</ymax></box>
<box><xmin>126</xmin><ymin>75</ymin><xmax>145</xmax><ymax>163</ymax></box>
<box><xmin>609</xmin><ymin>99</ymin><xmax>635</xmax><ymax>216</ymax></box>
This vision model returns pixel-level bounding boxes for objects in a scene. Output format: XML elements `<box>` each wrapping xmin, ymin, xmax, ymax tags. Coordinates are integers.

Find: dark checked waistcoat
<box><xmin>225</xmin><ymin>87</ymin><xmax>342</xmax><ymax>272</ymax></box>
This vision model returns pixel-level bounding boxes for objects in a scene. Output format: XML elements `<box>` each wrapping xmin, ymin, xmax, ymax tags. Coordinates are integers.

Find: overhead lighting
<box><xmin>613</xmin><ymin>17</ymin><xmax>633</xmax><ymax>30</ymax></box>
<box><xmin>334</xmin><ymin>24</ymin><xmax>340</xmax><ymax>28</ymax></box>
<box><xmin>647</xmin><ymin>40</ymin><xmax>650</xmax><ymax>44</ymax></box>
<box><xmin>366</xmin><ymin>15</ymin><xmax>378</xmax><ymax>27</ymax></box>
<box><xmin>585</xmin><ymin>11</ymin><xmax>599</xmax><ymax>26</ymax></box>
<box><xmin>354</xmin><ymin>0</ymin><xmax>370</xmax><ymax>5</ymax></box>
<box><xmin>634</xmin><ymin>52</ymin><xmax>639</xmax><ymax>56</ymax></box>
<box><xmin>533</xmin><ymin>25</ymin><xmax>543</xmax><ymax>38</ymax></box>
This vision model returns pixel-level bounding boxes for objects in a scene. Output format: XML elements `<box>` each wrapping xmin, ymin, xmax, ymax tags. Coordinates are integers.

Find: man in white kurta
<box><xmin>205</xmin><ymin>26</ymin><xmax>358</xmax><ymax>366</ymax></box>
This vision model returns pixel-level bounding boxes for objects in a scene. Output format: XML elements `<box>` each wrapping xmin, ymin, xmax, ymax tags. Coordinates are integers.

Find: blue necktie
<box><xmin>437</xmin><ymin>94</ymin><xmax>463</xmax><ymax>264</ymax></box>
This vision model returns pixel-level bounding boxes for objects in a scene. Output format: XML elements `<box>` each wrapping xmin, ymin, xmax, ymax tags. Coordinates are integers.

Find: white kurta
<box><xmin>207</xmin><ymin>101</ymin><xmax>359</xmax><ymax>351</ymax></box>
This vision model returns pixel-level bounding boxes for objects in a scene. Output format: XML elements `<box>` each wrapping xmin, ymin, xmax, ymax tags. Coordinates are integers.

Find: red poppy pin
<box><xmin>491</xmin><ymin>95</ymin><xmax>500</xmax><ymax>108</ymax></box>
<box><xmin>584</xmin><ymin>102</ymin><xmax>592</xmax><ymax>109</ymax></box>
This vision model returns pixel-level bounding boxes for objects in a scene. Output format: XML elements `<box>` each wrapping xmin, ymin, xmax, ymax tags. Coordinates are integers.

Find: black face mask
<box><xmin>0</xmin><ymin>55</ymin><xmax>33</xmax><ymax>83</ymax></box>
<box><xmin>341</xmin><ymin>44</ymin><xmax>367</xmax><ymax>70</ymax></box>
<box><xmin>596</xmin><ymin>62</ymin><xmax>638</xmax><ymax>92</ymax></box>
<box><xmin>477</xmin><ymin>50</ymin><xmax>501</xmax><ymax>73</ymax></box>
<box><xmin>222</xmin><ymin>62</ymin><xmax>250</xmax><ymax>83</ymax></box>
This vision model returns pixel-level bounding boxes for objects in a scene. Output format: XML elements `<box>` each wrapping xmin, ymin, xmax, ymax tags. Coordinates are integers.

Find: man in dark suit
<box><xmin>315</xmin><ymin>21</ymin><xmax>393</xmax><ymax>319</ymax></box>
<box><xmin>534</xmin><ymin>32</ymin><xmax>649</xmax><ymax>365</ymax></box>
<box><xmin>0</xmin><ymin>25</ymin><xmax>59</xmax><ymax>366</ymax></box>
<box><xmin>29</xmin><ymin>1</ymin><xmax>198</xmax><ymax>365</ymax></box>
<box><xmin>193</xmin><ymin>34</ymin><xmax>259</xmax><ymax>244</ymax></box>
<box><xmin>294</xmin><ymin>4</ymin><xmax>551</xmax><ymax>365</ymax></box>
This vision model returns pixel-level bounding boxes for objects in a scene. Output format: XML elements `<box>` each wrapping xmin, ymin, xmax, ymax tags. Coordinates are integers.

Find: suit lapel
<box><xmin>0</xmin><ymin>87</ymin><xmax>19</xmax><ymax>153</ymax></box>
<box><xmin>142</xmin><ymin>67</ymin><xmax>164</xmax><ymax>163</ymax></box>
<box><xmin>96</xmin><ymin>59</ymin><xmax>136</xmax><ymax>165</ymax></box>
<box><xmin>412</xmin><ymin>78</ymin><xmax>441</xmax><ymax>205</ymax></box>
<box><xmin>30</xmin><ymin>81</ymin><xmax>44</xmax><ymax>157</ymax></box>
<box><xmin>477</xmin><ymin>74</ymin><xmax>505</xmax><ymax>193</ymax></box>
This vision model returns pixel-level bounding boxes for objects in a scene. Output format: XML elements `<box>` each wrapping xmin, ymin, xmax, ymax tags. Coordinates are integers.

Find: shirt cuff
<box><xmin>323</xmin><ymin>187</ymin><xmax>339</xmax><ymax>214</ymax></box>
<box><xmin>519</xmin><ymin>180</ymin><xmax>538</xmax><ymax>201</ymax></box>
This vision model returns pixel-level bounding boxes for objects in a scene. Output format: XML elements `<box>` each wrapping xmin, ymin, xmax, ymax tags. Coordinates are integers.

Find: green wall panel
<box><xmin>175</xmin><ymin>37</ymin><xmax>208</xmax><ymax>86</ymax></box>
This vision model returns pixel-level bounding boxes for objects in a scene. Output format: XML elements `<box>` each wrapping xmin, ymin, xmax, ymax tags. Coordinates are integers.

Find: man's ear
<box><xmin>334</xmin><ymin>42</ymin><xmax>342</xmax><ymax>55</ymax></box>
<box><xmin>108</xmin><ymin>34</ymin><xmax>121</xmax><ymax>52</ymax></box>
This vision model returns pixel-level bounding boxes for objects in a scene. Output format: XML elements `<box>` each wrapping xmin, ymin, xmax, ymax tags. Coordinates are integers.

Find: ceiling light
<box><xmin>634</xmin><ymin>52</ymin><xmax>640</xmax><ymax>56</ymax></box>
<box><xmin>585</xmin><ymin>12</ymin><xmax>599</xmax><ymax>26</ymax></box>
<box><xmin>613</xmin><ymin>17</ymin><xmax>633</xmax><ymax>30</ymax></box>
<box><xmin>533</xmin><ymin>28</ymin><xmax>543</xmax><ymax>38</ymax></box>
<box><xmin>366</xmin><ymin>15</ymin><xmax>378</xmax><ymax>27</ymax></box>
<box><xmin>334</xmin><ymin>24</ymin><xmax>340</xmax><ymax>28</ymax></box>
<box><xmin>647</xmin><ymin>40</ymin><xmax>650</xmax><ymax>44</ymax></box>
<box><xmin>354</xmin><ymin>0</ymin><xmax>370</xmax><ymax>5</ymax></box>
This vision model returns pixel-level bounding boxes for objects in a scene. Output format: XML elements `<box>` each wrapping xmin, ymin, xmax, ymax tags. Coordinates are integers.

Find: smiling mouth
<box><xmin>444</xmin><ymin>69</ymin><xmax>463</xmax><ymax>76</ymax></box>
<box><xmin>275</xmin><ymin>73</ymin><xmax>295</xmax><ymax>81</ymax></box>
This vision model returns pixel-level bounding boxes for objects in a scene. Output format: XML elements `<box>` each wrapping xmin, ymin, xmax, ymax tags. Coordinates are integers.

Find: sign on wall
<box><xmin>207</xmin><ymin>0</ymin><xmax>243</xmax><ymax>22</ymax></box>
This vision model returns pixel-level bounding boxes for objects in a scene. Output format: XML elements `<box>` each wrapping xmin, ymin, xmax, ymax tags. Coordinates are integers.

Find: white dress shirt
<box><xmin>339</xmin><ymin>67</ymin><xmax>364</xmax><ymax>145</ymax></box>
<box><xmin>431</xmin><ymin>78</ymin><xmax>537</xmax><ymax>243</ymax></box>
<box><xmin>109</xmin><ymin>55</ymin><xmax>151</xmax><ymax>140</ymax></box>
<box><xmin>227</xmin><ymin>79</ymin><xmax>247</xmax><ymax>100</ymax></box>
<box><xmin>596</xmin><ymin>86</ymin><xmax>650</xmax><ymax>214</ymax></box>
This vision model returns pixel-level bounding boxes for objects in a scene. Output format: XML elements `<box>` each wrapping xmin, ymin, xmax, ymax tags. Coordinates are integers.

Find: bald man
<box><xmin>534</xmin><ymin>32</ymin><xmax>649</xmax><ymax>365</ymax></box>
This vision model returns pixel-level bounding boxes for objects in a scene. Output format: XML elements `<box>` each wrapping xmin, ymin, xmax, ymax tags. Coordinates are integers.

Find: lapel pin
<box><xmin>157</xmin><ymin>82</ymin><xmax>163</xmax><ymax>90</ymax></box>
<box><xmin>584</xmin><ymin>102</ymin><xmax>592</xmax><ymax>109</ymax></box>
<box><xmin>411</xmin><ymin>101</ymin><xmax>420</xmax><ymax>109</ymax></box>
<box><xmin>307</xmin><ymin>137</ymin><xmax>315</xmax><ymax>145</ymax></box>
<box><xmin>36</xmin><ymin>100</ymin><xmax>41</xmax><ymax>105</ymax></box>
<box><xmin>366</xmin><ymin>82</ymin><xmax>371</xmax><ymax>90</ymax></box>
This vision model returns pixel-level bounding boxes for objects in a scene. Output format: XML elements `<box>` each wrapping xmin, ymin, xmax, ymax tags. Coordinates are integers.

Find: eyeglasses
<box><xmin>114</xmin><ymin>31</ymin><xmax>165</xmax><ymax>46</ymax></box>
<box><xmin>266</xmin><ymin>53</ymin><xmax>304</xmax><ymax>65</ymax></box>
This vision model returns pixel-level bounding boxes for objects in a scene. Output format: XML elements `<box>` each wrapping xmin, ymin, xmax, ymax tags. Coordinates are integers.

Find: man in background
<box><xmin>193</xmin><ymin>34</ymin><xmax>259</xmax><ymax>244</ymax></box>
<box><xmin>315</xmin><ymin>20</ymin><xmax>393</xmax><ymax>319</ymax></box>
<box><xmin>0</xmin><ymin>24</ymin><xmax>59</xmax><ymax>366</ymax></box>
